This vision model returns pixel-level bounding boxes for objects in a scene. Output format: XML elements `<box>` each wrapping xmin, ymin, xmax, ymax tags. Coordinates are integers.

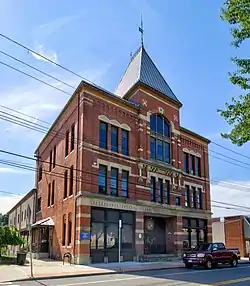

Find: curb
<box><xmin>9</xmin><ymin>265</ymin><xmax>185</xmax><ymax>282</ymax></box>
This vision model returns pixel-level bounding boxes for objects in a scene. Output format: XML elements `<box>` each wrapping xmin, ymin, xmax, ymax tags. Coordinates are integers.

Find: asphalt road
<box><xmin>2</xmin><ymin>264</ymin><xmax>250</xmax><ymax>286</ymax></box>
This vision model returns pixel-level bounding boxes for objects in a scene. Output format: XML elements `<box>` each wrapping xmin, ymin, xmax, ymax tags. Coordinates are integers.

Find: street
<box><xmin>2</xmin><ymin>264</ymin><xmax>250</xmax><ymax>286</ymax></box>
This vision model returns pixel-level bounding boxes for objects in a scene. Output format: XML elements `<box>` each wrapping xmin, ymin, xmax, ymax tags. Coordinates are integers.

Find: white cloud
<box><xmin>211</xmin><ymin>180</ymin><xmax>250</xmax><ymax>218</ymax></box>
<box><xmin>0</xmin><ymin>167</ymin><xmax>29</xmax><ymax>174</ymax></box>
<box><xmin>29</xmin><ymin>43</ymin><xmax>58</xmax><ymax>63</ymax></box>
<box><xmin>0</xmin><ymin>194</ymin><xmax>23</xmax><ymax>214</ymax></box>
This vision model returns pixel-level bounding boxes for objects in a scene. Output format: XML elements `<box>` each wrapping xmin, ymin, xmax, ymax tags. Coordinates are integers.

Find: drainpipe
<box><xmin>73</xmin><ymin>91</ymin><xmax>80</xmax><ymax>262</ymax></box>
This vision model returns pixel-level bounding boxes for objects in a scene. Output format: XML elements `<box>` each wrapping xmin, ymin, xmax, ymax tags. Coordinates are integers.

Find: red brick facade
<box><xmin>33</xmin><ymin>50</ymin><xmax>212</xmax><ymax>264</ymax></box>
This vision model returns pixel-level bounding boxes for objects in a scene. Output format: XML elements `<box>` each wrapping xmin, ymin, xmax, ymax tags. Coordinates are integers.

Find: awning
<box><xmin>32</xmin><ymin>217</ymin><xmax>55</xmax><ymax>227</ymax></box>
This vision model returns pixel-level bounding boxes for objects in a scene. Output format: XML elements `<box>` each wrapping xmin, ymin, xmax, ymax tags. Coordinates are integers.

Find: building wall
<box><xmin>212</xmin><ymin>221</ymin><xmax>225</xmax><ymax>244</ymax></box>
<box><xmin>34</xmin><ymin>82</ymin><xmax>212</xmax><ymax>263</ymax></box>
<box><xmin>224</xmin><ymin>216</ymin><xmax>246</xmax><ymax>257</ymax></box>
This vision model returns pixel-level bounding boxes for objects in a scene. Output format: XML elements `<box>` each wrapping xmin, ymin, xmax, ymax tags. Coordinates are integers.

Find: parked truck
<box><xmin>182</xmin><ymin>242</ymin><xmax>238</xmax><ymax>270</ymax></box>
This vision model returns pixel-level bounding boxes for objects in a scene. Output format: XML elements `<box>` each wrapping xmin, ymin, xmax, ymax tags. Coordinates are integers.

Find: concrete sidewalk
<box><xmin>0</xmin><ymin>258</ymin><xmax>249</xmax><ymax>283</ymax></box>
<box><xmin>0</xmin><ymin>258</ymin><xmax>184</xmax><ymax>282</ymax></box>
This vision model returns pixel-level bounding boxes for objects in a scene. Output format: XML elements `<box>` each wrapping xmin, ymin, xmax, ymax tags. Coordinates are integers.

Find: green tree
<box><xmin>0</xmin><ymin>213</ymin><xmax>8</xmax><ymax>226</ymax></box>
<box><xmin>218</xmin><ymin>0</ymin><xmax>250</xmax><ymax>145</ymax></box>
<box><xmin>0</xmin><ymin>225</ymin><xmax>24</xmax><ymax>257</ymax></box>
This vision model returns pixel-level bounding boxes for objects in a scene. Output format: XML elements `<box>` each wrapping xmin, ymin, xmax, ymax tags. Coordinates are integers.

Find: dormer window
<box><xmin>150</xmin><ymin>114</ymin><xmax>171</xmax><ymax>164</ymax></box>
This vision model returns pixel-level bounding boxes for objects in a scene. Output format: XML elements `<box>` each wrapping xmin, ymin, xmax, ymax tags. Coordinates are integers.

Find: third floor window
<box><xmin>99</xmin><ymin>121</ymin><xmax>108</xmax><ymax>149</ymax></box>
<box><xmin>150</xmin><ymin>114</ymin><xmax>170</xmax><ymax>164</ymax></box>
<box><xmin>111</xmin><ymin>126</ymin><xmax>118</xmax><ymax>152</ymax></box>
<box><xmin>65</xmin><ymin>130</ymin><xmax>69</xmax><ymax>157</ymax></box>
<box><xmin>121</xmin><ymin>129</ymin><xmax>129</xmax><ymax>155</ymax></box>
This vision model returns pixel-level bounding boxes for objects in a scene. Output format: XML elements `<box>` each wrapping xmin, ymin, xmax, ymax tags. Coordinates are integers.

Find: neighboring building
<box><xmin>212</xmin><ymin>217</ymin><xmax>225</xmax><ymax>244</ymax></box>
<box><xmin>34</xmin><ymin>45</ymin><xmax>212</xmax><ymax>264</ymax></box>
<box><xmin>7</xmin><ymin>188</ymin><xmax>36</xmax><ymax>255</ymax></box>
<box><xmin>212</xmin><ymin>216</ymin><xmax>250</xmax><ymax>257</ymax></box>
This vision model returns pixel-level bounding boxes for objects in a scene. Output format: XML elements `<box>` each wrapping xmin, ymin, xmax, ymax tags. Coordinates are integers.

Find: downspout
<box><xmin>73</xmin><ymin>91</ymin><xmax>80</xmax><ymax>261</ymax></box>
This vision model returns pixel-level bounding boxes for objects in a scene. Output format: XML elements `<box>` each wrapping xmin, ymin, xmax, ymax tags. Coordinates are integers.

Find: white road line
<box><xmin>57</xmin><ymin>265</ymin><xmax>250</xmax><ymax>286</ymax></box>
<box><xmin>57</xmin><ymin>276</ymin><xmax>144</xmax><ymax>286</ymax></box>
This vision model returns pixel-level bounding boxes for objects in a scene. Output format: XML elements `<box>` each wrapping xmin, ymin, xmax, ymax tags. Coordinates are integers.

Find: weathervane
<box><xmin>139</xmin><ymin>14</ymin><xmax>144</xmax><ymax>47</ymax></box>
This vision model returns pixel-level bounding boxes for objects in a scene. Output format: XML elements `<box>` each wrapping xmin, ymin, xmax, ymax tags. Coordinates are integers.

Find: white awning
<box><xmin>32</xmin><ymin>217</ymin><xmax>55</xmax><ymax>227</ymax></box>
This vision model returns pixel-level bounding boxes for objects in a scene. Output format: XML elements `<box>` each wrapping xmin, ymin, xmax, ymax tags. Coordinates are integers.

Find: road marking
<box><xmin>57</xmin><ymin>276</ymin><xmax>144</xmax><ymax>286</ymax></box>
<box><xmin>213</xmin><ymin>276</ymin><xmax>250</xmax><ymax>285</ymax></box>
<box><xmin>57</xmin><ymin>265</ymin><xmax>250</xmax><ymax>286</ymax></box>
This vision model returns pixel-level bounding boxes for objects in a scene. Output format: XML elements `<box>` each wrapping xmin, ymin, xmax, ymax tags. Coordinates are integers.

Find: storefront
<box><xmin>182</xmin><ymin>217</ymin><xmax>207</xmax><ymax>251</ymax></box>
<box><xmin>90</xmin><ymin>208</ymin><xmax>135</xmax><ymax>263</ymax></box>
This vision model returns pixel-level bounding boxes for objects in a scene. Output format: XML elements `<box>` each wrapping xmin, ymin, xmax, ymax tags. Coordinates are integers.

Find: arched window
<box><xmin>150</xmin><ymin>114</ymin><xmax>171</xmax><ymax>163</ymax></box>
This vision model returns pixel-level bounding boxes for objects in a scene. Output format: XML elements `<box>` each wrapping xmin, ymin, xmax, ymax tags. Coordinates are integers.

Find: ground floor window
<box><xmin>90</xmin><ymin>208</ymin><xmax>135</xmax><ymax>263</ymax></box>
<box><xmin>182</xmin><ymin>218</ymin><xmax>207</xmax><ymax>251</ymax></box>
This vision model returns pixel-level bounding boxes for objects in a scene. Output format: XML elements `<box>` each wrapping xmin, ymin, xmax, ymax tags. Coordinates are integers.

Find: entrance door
<box><xmin>144</xmin><ymin>217</ymin><xmax>166</xmax><ymax>254</ymax></box>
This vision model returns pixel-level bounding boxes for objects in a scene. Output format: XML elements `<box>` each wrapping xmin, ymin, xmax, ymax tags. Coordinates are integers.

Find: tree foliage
<box><xmin>0</xmin><ymin>225</ymin><xmax>24</xmax><ymax>256</ymax></box>
<box><xmin>0</xmin><ymin>213</ymin><xmax>8</xmax><ymax>226</ymax></box>
<box><xmin>218</xmin><ymin>0</ymin><xmax>250</xmax><ymax>145</ymax></box>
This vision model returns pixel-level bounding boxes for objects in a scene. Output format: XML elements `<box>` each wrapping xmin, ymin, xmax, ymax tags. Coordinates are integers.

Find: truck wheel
<box><xmin>231</xmin><ymin>257</ymin><xmax>238</xmax><ymax>267</ymax></box>
<box><xmin>185</xmin><ymin>263</ymin><xmax>193</xmax><ymax>269</ymax></box>
<box><xmin>205</xmin><ymin>259</ymin><xmax>212</xmax><ymax>270</ymax></box>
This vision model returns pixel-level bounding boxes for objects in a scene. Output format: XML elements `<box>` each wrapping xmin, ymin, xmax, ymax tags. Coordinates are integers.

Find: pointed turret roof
<box><xmin>115</xmin><ymin>46</ymin><xmax>181</xmax><ymax>104</ymax></box>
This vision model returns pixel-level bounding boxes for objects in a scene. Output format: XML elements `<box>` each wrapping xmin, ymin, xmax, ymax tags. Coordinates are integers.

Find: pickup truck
<box><xmin>183</xmin><ymin>242</ymin><xmax>238</xmax><ymax>270</ymax></box>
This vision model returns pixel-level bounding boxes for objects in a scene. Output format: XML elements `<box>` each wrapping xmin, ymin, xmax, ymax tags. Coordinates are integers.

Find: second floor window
<box><xmin>65</xmin><ymin>130</ymin><xmax>69</xmax><ymax>157</ymax></box>
<box><xmin>191</xmin><ymin>186</ymin><xmax>196</xmax><ymax>208</ymax></box>
<box><xmin>99</xmin><ymin>121</ymin><xmax>108</xmax><ymax>149</ymax></box>
<box><xmin>71</xmin><ymin>124</ymin><xmax>75</xmax><ymax>152</ymax></box>
<box><xmin>121</xmin><ymin>129</ymin><xmax>129</xmax><ymax>155</ymax></box>
<box><xmin>190</xmin><ymin>154</ymin><xmax>195</xmax><ymax>175</ymax></box>
<box><xmin>184</xmin><ymin>152</ymin><xmax>189</xmax><ymax>173</ymax></box>
<box><xmin>165</xmin><ymin>180</ymin><xmax>170</xmax><ymax>204</ymax></box>
<box><xmin>150</xmin><ymin>114</ymin><xmax>171</xmax><ymax>164</ymax></box>
<box><xmin>175</xmin><ymin>196</ymin><xmax>181</xmax><ymax>206</ymax></box>
<box><xmin>111</xmin><ymin>126</ymin><xmax>118</xmax><ymax>152</ymax></box>
<box><xmin>69</xmin><ymin>166</ymin><xmax>74</xmax><ymax>196</ymax></box>
<box><xmin>158</xmin><ymin>178</ymin><xmax>163</xmax><ymax>204</ymax></box>
<box><xmin>49</xmin><ymin>150</ymin><xmax>52</xmax><ymax>172</ymax></box>
<box><xmin>36</xmin><ymin>197</ymin><xmax>41</xmax><ymax>212</ymax></box>
<box><xmin>121</xmin><ymin>170</ymin><xmax>129</xmax><ymax>197</ymax></box>
<box><xmin>184</xmin><ymin>185</ymin><xmax>190</xmax><ymax>207</ymax></box>
<box><xmin>48</xmin><ymin>183</ymin><xmax>51</xmax><ymax>207</ymax></box>
<box><xmin>197</xmin><ymin>188</ymin><xmax>202</xmax><ymax>209</ymax></box>
<box><xmin>51</xmin><ymin>180</ymin><xmax>55</xmax><ymax>205</ymax></box>
<box><xmin>53</xmin><ymin>145</ymin><xmax>56</xmax><ymax>169</ymax></box>
<box><xmin>195</xmin><ymin>157</ymin><xmax>201</xmax><ymax>177</ymax></box>
<box><xmin>150</xmin><ymin>177</ymin><xmax>156</xmax><ymax>202</ymax></box>
<box><xmin>64</xmin><ymin>170</ymin><xmax>68</xmax><ymax>199</ymax></box>
<box><xmin>98</xmin><ymin>165</ymin><xmax>107</xmax><ymax>194</ymax></box>
<box><xmin>110</xmin><ymin>167</ymin><xmax>118</xmax><ymax>196</ymax></box>
<box><xmin>38</xmin><ymin>166</ymin><xmax>42</xmax><ymax>181</ymax></box>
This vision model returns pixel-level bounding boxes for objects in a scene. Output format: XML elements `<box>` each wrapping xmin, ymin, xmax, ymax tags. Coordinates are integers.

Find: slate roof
<box><xmin>115</xmin><ymin>46</ymin><xmax>181</xmax><ymax>104</ymax></box>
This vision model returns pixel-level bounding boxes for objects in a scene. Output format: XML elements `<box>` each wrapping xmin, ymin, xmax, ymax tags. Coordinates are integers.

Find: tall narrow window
<box><xmin>165</xmin><ymin>180</ymin><xmax>170</xmax><ymax>204</ymax></box>
<box><xmin>121</xmin><ymin>170</ymin><xmax>129</xmax><ymax>197</ymax></box>
<box><xmin>121</xmin><ymin>129</ymin><xmax>129</xmax><ymax>155</ymax></box>
<box><xmin>184</xmin><ymin>185</ymin><xmax>190</xmax><ymax>207</ymax></box>
<box><xmin>191</xmin><ymin>186</ymin><xmax>196</xmax><ymax>208</ymax></box>
<box><xmin>68</xmin><ymin>213</ymin><xmax>72</xmax><ymax>245</ymax></box>
<box><xmin>65</xmin><ymin>130</ymin><xmax>69</xmax><ymax>157</ymax></box>
<box><xmin>190</xmin><ymin>155</ymin><xmax>195</xmax><ymax>175</ymax></box>
<box><xmin>49</xmin><ymin>150</ymin><xmax>52</xmax><ymax>172</ymax></box>
<box><xmin>150</xmin><ymin>177</ymin><xmax>156</xmax><ymax>202</ymax></box>
<box><xmin>69</xmin><ymin>166</ymin><xmax>74</xmax><ymax>196</ymax></box>
<box><xmin>175</xmin><ymin>196</ymin><xmax>181</xmax><ymax>206</ymax></box>
<box><xmin>53</xmin><ymin>145</ymin><xmax>56</xmax><ymax>169</ymax></box>
<box><xmin>111</xmin><ymin>126</ymin><xmax>118</xmax><ymax>152</ymax></box>
<box><xmin>62</xmin><ymin>214</ymin><xmax>66</xmax><ymax>246</ymax></box>
<box><xmin>71</xmin><ymin>123</ymin><xmax>75</xmax><ymax>152</ymax></box>
<box><xmin>197</xmin><ymin>188</ymin><xmax>202</xmax><ymax>209</ymax></box>
<box><xmin>110</xmin><ymin>168</ymin><xmax>118</xmax><ymax>196</ymax></box>
<box><xmin>64</xmin><ymin>170</ymin><xmax>68</xmax><ymax>199</ymax></box>
<box><xmin>150</xmin><ymin>114</ymin><xmax>171</xmax><ymax>163</ymax></box>
<box><xmin>195</xmin><ymin>157</ymin><xmax>201</xmax><ymax>177</ymax></box>
<box><xmin>51</xmin><ymin>180</ymin><xmax>55</xmax><ymax>205</ymax></box>
<box><xmin>38</xmin><ymin>166</ymin><xmax>42</xmax><ymax>181</ymax></box>
<box><xmin>47</xmin><ymin>183</ymin><xmax>51</xmax><ymax>207</ymax></box>
<box><xmin>184</xmin><ymin>152</ymin><xmax>189</xmax><ymax>173</ymax></box>
<box><xmin>99</xmin><ymin>121</ymin><xmax>108</xmax><ymax>149</ymax></box>
<box><xmin>37</xmin><ymin>197</ymin><xmax>41</xmax><ymax>212</ymax></box>
<box><xmin>158</xmin><ymin>178</ymin><xmax>163</xmax><ymax>204</ymax></box>
<box><xmin>98</xmin><ymin>165</ymin><xmax>107</xmax><ymax>194</ymax></box>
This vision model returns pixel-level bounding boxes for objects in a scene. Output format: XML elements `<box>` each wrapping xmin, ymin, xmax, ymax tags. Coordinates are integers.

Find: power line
<box><xmin>209</xmin><ymin>149</ymin><xmax>250</xmax><ymax>167</ymax></box>
<box><xmin>0</xmin><ymin>60</ymin><xmax>71</xmax><ymax>96</ymax></box>
<box><xmin>0</xmin><ymin>50</ymin><xmax>76</xmax><ymax>89</ymax></box>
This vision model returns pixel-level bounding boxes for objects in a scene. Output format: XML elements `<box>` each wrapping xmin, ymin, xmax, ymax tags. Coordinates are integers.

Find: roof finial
<box><xmin>139</xmin><ymin>14</ymin><xmax>144</xmax><ymax>47</ymax></box>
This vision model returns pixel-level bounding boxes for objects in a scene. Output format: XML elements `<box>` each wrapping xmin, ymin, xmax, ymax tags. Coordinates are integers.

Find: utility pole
<box><xmin>118</xmin><ymin>219</ymin><xmax>122</xmax><ymax>263</ymax></box>
<box><xmin>29</xmin><ymin>224</ymin><xmax>33</xmax><ymax>277</ymax></box>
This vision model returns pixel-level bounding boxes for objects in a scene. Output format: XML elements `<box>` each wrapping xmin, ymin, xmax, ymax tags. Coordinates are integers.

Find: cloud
<box><xmin>0</xmin><ymin>167</ymin><xmax>29</xmax><ymax>174</ymax></box>
<box><xmin>29</xmin><ymin>43</ymin><xmax>58</xmax><ymax>63</ymax></box>
<box><xmin>211</xmin><ymin>180</ymin><xmax>250</xmax><ymax>218</ymax></box>
<box><xmin>0</xmin><ymin>194</ymin><xmax>23</xmax><ymax>214</ymax></box>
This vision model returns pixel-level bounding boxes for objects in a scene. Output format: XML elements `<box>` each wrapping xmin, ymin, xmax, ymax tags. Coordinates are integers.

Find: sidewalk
<box><xmin>0</xmin><ymin>258</ymin><xmax>184</xmax><ymax>282</ymax></box>
<box><xmin>0</xmin><ymin>258</ymin><xmax>249</xmax><ymax>283</ymax></box>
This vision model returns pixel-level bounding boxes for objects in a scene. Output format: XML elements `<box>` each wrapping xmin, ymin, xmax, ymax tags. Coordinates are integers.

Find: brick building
<box><xmin>212</xmin><ymin>216</ymin><xmax>250</xmax><ymax>257</ymax></box>
<box><xmin>33</xmin><ymin>45</ymin><xmax>212</xmax><ymax>264</ymax></box>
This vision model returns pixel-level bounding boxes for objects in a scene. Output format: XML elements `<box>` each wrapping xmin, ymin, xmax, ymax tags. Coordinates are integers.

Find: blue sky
<box><xmin>0</xmin><ymin>0</ymin><xmax>249</xmax><ymax>217</ymax></box>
